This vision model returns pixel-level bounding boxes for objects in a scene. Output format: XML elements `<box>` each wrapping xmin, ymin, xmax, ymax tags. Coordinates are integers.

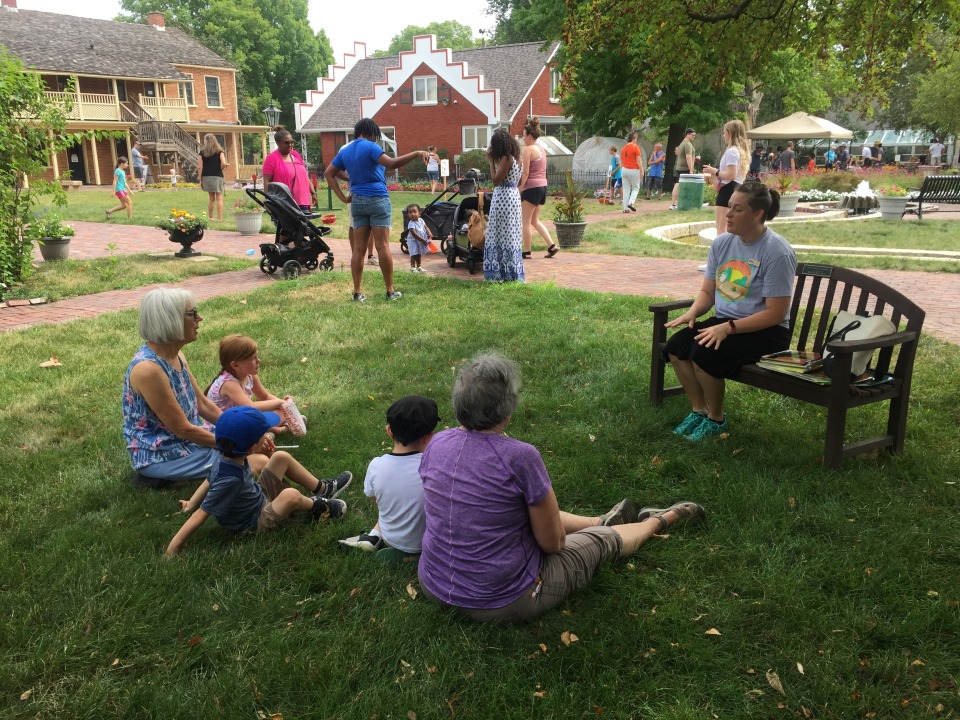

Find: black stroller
<box><xmin>399</xmin><ymin>170</ymin><xmax>491</xmax><ymax>275</ymax></box>
<box><xmin>246</xmin><ymin>183</ymin><xmax>334</xmax><ymax>279</ymax></box>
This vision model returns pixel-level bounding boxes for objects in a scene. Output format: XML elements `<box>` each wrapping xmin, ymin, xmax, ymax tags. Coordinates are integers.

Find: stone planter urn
<box><xmin>168</xmin><ymin>228</ymin><xmax>203</xmax><ymax>258</ymax></box>
<box><xmin>38</xmin><ymin>236</ymin><xmax>71</xmax><ymax>262</ymax></box>
<box><xmin>235</xmin><ymin>212</ymin><xmax>264</xmax><ymax>236</ymax></box>
<box><xmin>778</xmin><ymin>194</ymin><xmax>800</xmax><ymax>217</ymax></box>
<box><xmin>554</xmin><ymin>221</ymin><xmax>587</xmax><ymax>248</ymax></box>
<box><xmin>877</xmin><ymin>195</ymin><xmax>911</xmax><ymax>220</ymax></box>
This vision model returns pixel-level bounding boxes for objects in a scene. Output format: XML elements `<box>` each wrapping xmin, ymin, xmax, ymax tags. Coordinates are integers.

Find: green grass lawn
<box><xmin>2</xmin><ymin>274</ymin><xmax>958</xmax><ymax>718</ymax></box>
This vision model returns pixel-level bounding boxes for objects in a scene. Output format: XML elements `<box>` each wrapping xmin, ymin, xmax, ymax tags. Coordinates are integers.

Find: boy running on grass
<box><xmin>339</xmin><ymin>396</ymin><xmax>439</xmax><ymax>560</ymax></box>
<box><xmin>166</xmin><ymin>406</ymin><xmax>351</xmax><ymax>556</ymax></box>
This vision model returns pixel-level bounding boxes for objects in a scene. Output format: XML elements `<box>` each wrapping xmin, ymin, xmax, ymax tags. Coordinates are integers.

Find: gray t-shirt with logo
<box><xmin>705</xmin><ymin>228</ymin><xmax>797</xmax><ymax>327</ymax></box>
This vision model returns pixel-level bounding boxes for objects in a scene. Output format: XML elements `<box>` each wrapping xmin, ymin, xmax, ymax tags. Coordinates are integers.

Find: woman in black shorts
<box><xmin>518</xmin><ymin>117</ymin><xmax>559</xmax><ymax>259</ymax></box>
<box><xmin>703</xmin><ymin>119</ymin><xmax>750</xmax><ymax>236</ymax></box>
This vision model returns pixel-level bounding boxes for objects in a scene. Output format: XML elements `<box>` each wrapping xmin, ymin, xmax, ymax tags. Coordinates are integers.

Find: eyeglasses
<box><xmin>185</xmin><ymin>308</ymin><xmax>201</xmax><ymax>320</ymax></box>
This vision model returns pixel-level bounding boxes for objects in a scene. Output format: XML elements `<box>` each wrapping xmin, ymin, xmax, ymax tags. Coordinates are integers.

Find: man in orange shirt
<box><xmin>620</xmin><ymin>132</ymin><xmax>644</xmax><ymax>212</ymax></box>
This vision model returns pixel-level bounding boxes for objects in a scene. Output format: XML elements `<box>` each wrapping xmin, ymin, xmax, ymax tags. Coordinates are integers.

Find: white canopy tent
<box><xmin>747</xmin><ymin>112</ymin><xmax>853</xmax><ymax>140</ymax></box>
<box><xmin>573</xmin><ymin>136</ymin><xmax>625</xmax><ymax>180</ymax></box>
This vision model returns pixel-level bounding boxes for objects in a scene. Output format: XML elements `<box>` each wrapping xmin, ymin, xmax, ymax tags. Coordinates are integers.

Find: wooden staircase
<box><xmin>125</xmin><ymin>99</ymin><xmax>201</xmax><ymax>181</ymax></box>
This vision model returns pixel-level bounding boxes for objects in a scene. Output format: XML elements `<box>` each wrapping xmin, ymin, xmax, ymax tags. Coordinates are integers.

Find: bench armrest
<box><xmin>824</xmin><ymin>330</ymin><xmax>919</xmax><ymax>355</ymax></box>
<box><xmin>649</xmin><ymin>298</ymin><xmax>695</xmax><ymax>346</ymax></box>
<box><xmin>649</xmin><ymin>298</ymin><xmax>695</xmax><ymax>313</ymax></box>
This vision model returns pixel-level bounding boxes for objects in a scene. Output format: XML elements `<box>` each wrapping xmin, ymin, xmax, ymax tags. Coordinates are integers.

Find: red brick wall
<box><xmin>507</xmin><ymin>70</ymin><xmax>559</xmax><ymax>136</ymax></box>
<box><xmin>178</xmin><ymin>67</ymin><xmax>238</xmax><ymax>123</ymax></box>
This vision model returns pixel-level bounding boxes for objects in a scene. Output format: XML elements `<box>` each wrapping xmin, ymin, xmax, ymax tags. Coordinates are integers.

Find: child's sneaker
<box><xmin>338</xmin><ymin>532</ymin><xmax>384</xmax><ymax>552</ymax></box>
<box><xmin>686</xmin><ymin>415</ymin><xmax>728</xmax><ymax>441</ymax></box>
<box><xmin>386</xmin><ymin>290</ymin><xmax>402</xmax><ymax>301</ymax></box>
<box><xmin>366</xmin><ymin>255</ymin><xmax>379</xmax><ymax>266</ymax></box>
<box><xmin>316</xmin><ymin>471</ymin><xmax>352</xmax><ymax>499</ymax></box>
<box><xmin>410</xmin><ymin>267</ymin><xmax>419</xmax><ymax>273</ymax></box>
<box><xmin>672</xmin><ymin>411</ymin><xmax>706</xmax><ymax>436</ymax></box>
<box><xmin>352</xmin><ymin>293</ymin><xmax>366</xmax><ymax>303</ymax></box>
<box><xmin>311</xmin><ymin>497</ymin><xmax>347</xmax><ymax>521</ymax></box>
<box><xmin>417</xmin><ymin>267</ymin><xmax>427</xmax><ymax>273</ymax></box>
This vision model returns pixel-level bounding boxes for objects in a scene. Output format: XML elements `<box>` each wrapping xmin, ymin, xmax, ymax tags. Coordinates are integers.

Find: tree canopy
<box><xmin>371</xmin><ymin>21</ymin><xmax>481</xmax><ymax>57</ymax></box>
<box><xmin>118</xmin><ymin>0</ymin><xmax>333</xmax><ymax>129</ymax></box>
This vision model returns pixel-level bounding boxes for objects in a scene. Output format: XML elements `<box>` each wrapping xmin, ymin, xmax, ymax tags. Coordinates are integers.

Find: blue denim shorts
<box><xmin>351</xmin><ymin>195</ymin><xmax>391</xmax><ymax>228</ymax></box>
<box><xmin>136</xmin><ymin>446</ymin><xmax>217</xmax><ymax>487</ymax></box>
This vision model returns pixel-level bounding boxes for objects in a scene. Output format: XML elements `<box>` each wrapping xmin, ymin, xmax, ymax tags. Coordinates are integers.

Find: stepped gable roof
<box><xmin>0</xmin><ymin>9</ymin><xmax>233</xmax><ymax>80</ymax></box>
<box><xmin>302</xmin><ymin>41</ymin><xmax>557</xmax><ymax>131</ymax></box>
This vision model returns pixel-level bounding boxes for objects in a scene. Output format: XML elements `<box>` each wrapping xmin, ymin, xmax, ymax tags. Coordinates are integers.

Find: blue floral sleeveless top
<box><xmin>122</xmin><ymin>344</ymin><xmax>202</xmax><ymax>469</ymax></box>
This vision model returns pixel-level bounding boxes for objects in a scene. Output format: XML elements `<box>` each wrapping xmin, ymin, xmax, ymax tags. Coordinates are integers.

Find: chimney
<box><xmin>1</xmin><ymin>0</ymin><xmax>18</xmax><ymax>10</ymax></box>
<box><xmin>146</xmin><ymin>12</ymin><xmax>165</xmax><ymax>29</ymax></box>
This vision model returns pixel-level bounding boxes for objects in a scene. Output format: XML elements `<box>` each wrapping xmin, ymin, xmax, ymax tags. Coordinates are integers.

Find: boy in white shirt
<box><xmin>339</xmin><ymin>396</ymin><xmax>439</xmax><ymax>560</ymax></box>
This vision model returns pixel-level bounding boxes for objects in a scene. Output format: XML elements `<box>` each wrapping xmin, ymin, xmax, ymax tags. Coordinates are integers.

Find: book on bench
<box><xmin>757</xmin><ymin>349</ymin><xmax>824</xmax><ymax>372</ymax></box>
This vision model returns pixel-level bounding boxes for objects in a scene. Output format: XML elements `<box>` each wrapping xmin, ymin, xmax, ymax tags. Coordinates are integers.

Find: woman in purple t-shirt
<box><xmin>417</xmin><ymin>353</ymin><xmax>705</xmax><ymax>622</ymax></box>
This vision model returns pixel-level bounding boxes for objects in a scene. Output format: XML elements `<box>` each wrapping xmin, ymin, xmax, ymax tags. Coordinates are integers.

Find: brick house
<box><xmin>0</xmin><ymin>2</ymin><xmax>267</xmax><ymax>185</ymax></box>
<box><xmin>296</xmin><ymin>36</ymin><xmax>569</xmax><ymax>168</ymax></box>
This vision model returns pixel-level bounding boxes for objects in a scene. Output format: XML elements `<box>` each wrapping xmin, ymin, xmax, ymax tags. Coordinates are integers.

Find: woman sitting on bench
<box><xmin>662</xmin><ymin>182</ymin><xmax>798</xmax><ymax>441</ymax></box>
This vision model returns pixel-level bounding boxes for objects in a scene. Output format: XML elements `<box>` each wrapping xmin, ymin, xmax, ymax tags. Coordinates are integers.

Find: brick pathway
<box><xmin>3</xmin><ymin>206</ymin><xmax>959</xmax><ymax>345</ymax></box>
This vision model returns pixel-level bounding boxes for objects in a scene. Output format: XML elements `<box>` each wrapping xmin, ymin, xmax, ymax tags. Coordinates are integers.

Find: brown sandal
<box><xmin>545</xmin><ymin>244</ymin><xmax>559</xmax><ymax>258</ymax></box>
<box><xmin>637</xmin><ymin>501</ymin><xmax>705</xmax><ymax>532</ymax></box>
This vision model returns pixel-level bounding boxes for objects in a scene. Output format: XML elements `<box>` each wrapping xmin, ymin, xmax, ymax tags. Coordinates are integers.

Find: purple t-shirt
<box><xmin>418</xmin><ymin>428</ymin><xmax>552</xmax><ymax>609</ymax></box>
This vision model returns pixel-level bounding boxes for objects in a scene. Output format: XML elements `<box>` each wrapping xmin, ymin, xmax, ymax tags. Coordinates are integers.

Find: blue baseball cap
<box><xmin>215</xmin><ymin>406</ymin><xmax>281</xmax><ymax>455</ymax></box>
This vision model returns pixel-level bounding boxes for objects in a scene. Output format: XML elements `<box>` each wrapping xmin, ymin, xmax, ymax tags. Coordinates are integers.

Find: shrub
<box><xmin>458</xmin><ymin>149</ymin><xmax>488</xmax><ymax>175</ymax></box>
<box><xmin>814</xmin><ymin>172</ymin><xmax>861</xmax><ymax>193</ymax></box>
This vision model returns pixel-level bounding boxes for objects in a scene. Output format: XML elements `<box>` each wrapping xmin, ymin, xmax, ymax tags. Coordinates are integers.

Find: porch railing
<box><xmin>138</xmin><ymin>94</ymin><xmax>189</xmax><ymax>122</ymax></box>
<box><xmin>45</xmin><ymin>91</ymin><xmax>121</xmax><ymax>121</ymax></box>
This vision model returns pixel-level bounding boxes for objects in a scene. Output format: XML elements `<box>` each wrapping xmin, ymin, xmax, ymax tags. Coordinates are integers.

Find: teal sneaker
<box><xmin>686</xmin><ymin>415</ymin><xmax>728</xmax><ymax>441</ymax></box>
<box><xmin>673</xmin><ymin>411</ymin><xmax>707</xmax><ymax>436</ymax></box>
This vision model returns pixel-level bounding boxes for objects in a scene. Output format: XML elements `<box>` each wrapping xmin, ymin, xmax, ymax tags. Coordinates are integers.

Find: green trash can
<box><xmin>677</xmin><ymin>173</ymin><xmax>705</xmax><ymax>211</ymax></box>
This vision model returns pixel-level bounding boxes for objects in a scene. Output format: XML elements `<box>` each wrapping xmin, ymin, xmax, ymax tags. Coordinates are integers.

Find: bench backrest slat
<box><xmin>918</xmin><ymin>175</ymin><xmax>960</xmax><ymax>200</ymax></box>
<box><xmin>790</xmin><ymin>264</ymin><xmax>925</xmax><ymax>377</ymax></box>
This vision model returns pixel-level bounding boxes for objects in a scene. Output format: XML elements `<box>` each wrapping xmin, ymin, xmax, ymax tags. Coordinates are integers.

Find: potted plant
<box><xmin>873</xmin><ymin>184</ymin><xmax>912</xmax><ymax>219</ymax></box>
<box><xmin>156</xmin><ymin>208</ymin><xmax>209</xmax><ymax>257</ymax></box>
<box><xmin>763</xmin><ymin>173</ymin><xmax>801</xmax><ymax>217</ymax></box>
<box><xmin>233</xmin><ymin>197</ymin><xmax>264</xmax><ymax>236</ymax></box>
<box><xmin>551</xmin><ymin>171</ymin><xmax>590</xmax><ymax>247</ymax></box>
<box><xmin>28</xmin><ymin>212</ymin><xmax>76</xmax><ymax>262</ymax></box>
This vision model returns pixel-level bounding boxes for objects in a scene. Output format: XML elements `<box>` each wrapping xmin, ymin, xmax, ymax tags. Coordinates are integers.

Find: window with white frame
<box><xmin>179</xmin><ymin>76</ymin><xmax>195</xmax><ymax>106</ymax></box>
<box><xmin>205</xmin><ymin>76</ymin><xmax>222</xmax><ymax>107</ymax></box>
<box><xmin>462</xmin><ymin>126</ymin><xmax>490</xmax><ymax>152</ymax></box>
<box><xmin>549</xmin><ymin>69</ymin><xmax>561</xmax><ymax>102</ymax></box>
<box><xmin>413</xmin><ymin>76</ymin><xmax>437</xmax><ymax>105</ymax></box>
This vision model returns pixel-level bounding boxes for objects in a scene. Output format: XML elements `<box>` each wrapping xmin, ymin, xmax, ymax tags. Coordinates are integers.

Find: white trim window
<box><xmin>204</xmin><ymin>76</ymin><xmax>222</xmax><ymax>107</ymax></box>
<box><xmin>413</xmin><ymin>75</ymin><xmax>437</xmax><ymax>105</ymax></box>
<box><xmin>549</xmin><ymin>69</ymin><xmax>561</xmax><ymax>102</ymax></box>
<box><xmin>462</xmin><ymin>126</ymin><xmax>490</xmax><ymax>152</ymax></box>
<box><xmin>179</xmin><ymin>76</ymin><xmax>195</xmax><ymax>106</ymax></box>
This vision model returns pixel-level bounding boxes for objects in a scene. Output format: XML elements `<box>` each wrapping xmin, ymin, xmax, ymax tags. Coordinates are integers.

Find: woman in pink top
<box><xmin>519</xmin><ymin>117</ymin><xmax>559</xmax><ymax>259</ymax></box>
<box><xmin>261</xmin><ymin>126</ymin><xmax>316</xmax><ymax>211</ymax></box>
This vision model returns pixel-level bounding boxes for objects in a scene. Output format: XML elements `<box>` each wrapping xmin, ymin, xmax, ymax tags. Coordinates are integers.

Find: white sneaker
<box><xmin>669</xmin><ymin>204</ymin><xmax>678</xmax><ymax>210</ymax></box>
<box><xmin>410</xmin><ymin>267</ymin><xmax>419</xmax><ymax>273</ymax></box>
<box><xmin>698</xmin><ymin>263</ymin><xmax>708</xmax><ymax>272</ymax></box>
<box><xmin>386</xmin><ymin>290</ymin><xmax>402</xmax><ymax>301</ymax></box>
<box><xmin>417</xmin><ymin>267</ymin><xmax>427</xmax><ymax>274</ymax></box>
<box><xmin>366</xmin><ymin>256</ymin><xmax>379</xmax><ymax>266</ymax></box>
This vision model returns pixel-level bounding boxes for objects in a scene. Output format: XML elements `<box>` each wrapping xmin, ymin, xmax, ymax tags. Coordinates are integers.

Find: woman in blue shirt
<box><xmin>324</xmin><ymin>118</ymin><xmax>426</xmax><ymax>303</ymax></box>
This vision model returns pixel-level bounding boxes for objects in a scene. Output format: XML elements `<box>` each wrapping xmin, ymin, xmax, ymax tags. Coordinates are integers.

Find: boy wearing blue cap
<box><xmin>339</xmin><ymin>396</ymin><xmax>439</xmax><ymax>558</ymax></box>
<box><xmin>166</xmin><ymin>406</ymin><xmax>351</xmax><ymax>556</ymax></box>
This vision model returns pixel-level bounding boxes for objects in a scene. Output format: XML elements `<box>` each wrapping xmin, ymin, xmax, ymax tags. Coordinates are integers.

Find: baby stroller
<box><xmin>246</xmin><ymin>183</ymin><xmax>335</xmax><ymax>279</ymax></box>
<box><xmin>399</xmin><ymin>170</ymin><xmax>490</xmax><ymax>275</ymax></box>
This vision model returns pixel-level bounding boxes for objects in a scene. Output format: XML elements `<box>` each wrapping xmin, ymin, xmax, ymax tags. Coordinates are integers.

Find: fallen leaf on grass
<box><xmin>560</xmin><ymin>631</ymin><xmax>579</xmax><ymax>646</ymax></box>
<box><xmin>766</xmin><ymin>669</ymin><xmax>786</xmax><ymax>695</ymax></box>
<box><xmin>39</xmin><ymin>356</ymin><xmax>62</xmax><ymax>368</ymax></box>
<box><xmin>350</xmin><ymin>587</ymin><xmax>360</xmax><ymax>597</ymax></box>
<box><xmin>406</xmin><ymin>711</ymin><xmax>416</xmax><ymax>720</ymax></box>
<box><xmin>188</xmin><ymin>636</ymin><xmax>203</xmax><ymax>647</ymax></box>
<box><xmin>912</xmin><ymin>658</ymin><xmax>924</xmax><ymax>666</ymax></box>
<box><xmin>539</xmin><ymin>643</ymin><xmax>548</xmax><ymax>653</ymax></box>
<box><xmin>300</xmin><ymin>357</ymin><xmax>308</xmax><ymax>363</ymax></box>
<box><xmin>239</xmin><ymin>299</ymin><xmax>247</xmax><ymax>305</ymax></box>
<box><xmin>731</xmin><ymin>447</ymin><xmax>743</xmax><ymax>456</ymax></box>
<box><xmin>406</xmin><ymin>583</ymin><xmax>418</xmax><ymax>600</ymax></box>
<box><xmin>588</xmin><ymin>434</ymin><xmax>596</xmax><ymax>442</ymax></box>
<box><xmin>797</xmin><ymin>662</ymin><xmax>804</xmax><ymax>674</ymax></box>
<box><xmin>704</xmin><ymin>628</ymin><xmax>721</xmax><ymax>636</ymax></box>
<box><xmin>801</xmin><ymin>705</ymin><xmax>812</xmax><ymax>718</ymax></box>
<box><xmin>19</xmin><ymin>689</ymin><xmax>33</xmax><ymax>701</ymax></box>
<box><xmin>789</xmin><ymin>496</ymin><xmax>796</xmax><ymax>509</ymax></box>
<box><xmin>271</xmin><ymin>714</ymin><xmax>283</xmax><ymax>720</ymax></box>
<box><xmin>745</xmin><ymin>689</ymin><xmax>764</xmax><ymax>699</ymax></box>
<box><xmin>212</xmin><ymin>603</ymin><xmax>220</xmax><ymax>611</ymax></box>
<box><xmin>111</xmin><ymin>657</ymin><xmax>121</xmax><ymax>666</ymax></box>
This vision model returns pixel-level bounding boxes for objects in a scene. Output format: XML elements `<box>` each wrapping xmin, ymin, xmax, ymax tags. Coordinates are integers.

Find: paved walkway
<box><xmin>3</xmin><ymin>207</ymin><xmax>959</xmax><ymax>344</ymax></box>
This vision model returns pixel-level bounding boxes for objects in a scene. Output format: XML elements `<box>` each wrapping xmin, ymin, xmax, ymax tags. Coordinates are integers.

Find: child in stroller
<box><xmin>246</xmin><ymin>182</ymin><xmax>335</xmax><ymax>279</ymax></box>
<box><xmin>398</xmin><ymin>170</ymin><xmax>491</xmax><ymax>275</ymax></box>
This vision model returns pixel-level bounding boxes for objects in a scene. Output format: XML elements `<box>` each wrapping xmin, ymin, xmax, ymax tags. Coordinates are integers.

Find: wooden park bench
<box><xmin>902</xmin><ymin>175</ymin><xmax>960</xmax><ymax>219</ymax></box>
<box><xmin>648</xmin><ymin>264</ymin><xmax>926</xmax><ymax>468</ymax></box>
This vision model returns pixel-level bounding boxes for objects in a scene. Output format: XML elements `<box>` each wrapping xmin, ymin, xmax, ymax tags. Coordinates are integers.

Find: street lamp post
<box><xmin>262</xmin><ymin>103</ymin><xmax>281</xmax><ymax>151</ymax></box>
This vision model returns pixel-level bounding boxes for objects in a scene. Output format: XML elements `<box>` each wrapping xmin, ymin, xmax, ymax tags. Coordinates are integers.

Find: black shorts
<box><xmin>520</xmin><ymin>186</ymin><xmax>547</xmax><ymax>205</ymax></box>
<box><xmin>715</xmin><ymin>181</ymin><xmax>740</xmax><ymax>207</ymax></box>
<box><xmin>134</xmin><ymin>166</ymin><xmax>145</xmax><ymax>180</ymax></box>
<box><xmin>663</xmin><ymin>317</ymin><xmax>791</xmax><ymax>379</ymax></box>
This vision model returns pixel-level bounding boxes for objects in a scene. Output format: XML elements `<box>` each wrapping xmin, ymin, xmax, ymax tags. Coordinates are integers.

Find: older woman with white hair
<box><xmin>417</xmin><ymin>353</ymin><xmax>706</xmax><ymax>622</ymax></box>
<box><xmin>122</xmin><ymin>287</ymin><xmax>268</xmax><ymax>487</ymax></box>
